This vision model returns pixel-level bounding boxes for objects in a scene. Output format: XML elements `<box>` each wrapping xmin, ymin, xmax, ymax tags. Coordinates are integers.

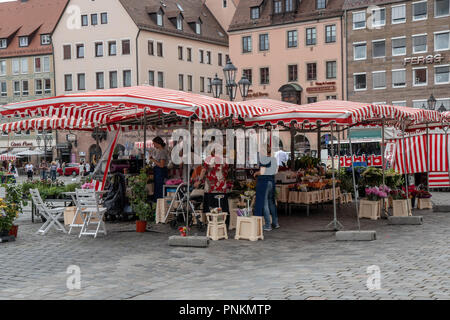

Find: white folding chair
<box><xmin>76</xmin><ymin>189</ymin><xmax>107</xmax><ymax>238</ymax></box>
<box><xmin>30</xmin><ymin>189</ymin><xmax>67</xmax><ymax>235</ymax></box>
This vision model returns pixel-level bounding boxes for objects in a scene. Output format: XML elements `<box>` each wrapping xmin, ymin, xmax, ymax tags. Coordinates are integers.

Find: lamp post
<box><xmin>212</xmin><ymin>59</ymin><xmax>251</xmax><ymax>101</ymax></box>
<box><xmin>426</xmin><ymin>94</ymin><xmax>437</xmax><ymax>111</ymax></box>
<box><xmin>36</xmin><ymin>130</ymin><xmax>54</xmax><ymax>161</ymax></box>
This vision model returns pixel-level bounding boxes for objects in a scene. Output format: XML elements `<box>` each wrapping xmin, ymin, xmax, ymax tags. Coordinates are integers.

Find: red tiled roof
<box><xmin>0</xmin><ymin>0</ymin><xmax>68</xmax><ymax>58</ymax></box>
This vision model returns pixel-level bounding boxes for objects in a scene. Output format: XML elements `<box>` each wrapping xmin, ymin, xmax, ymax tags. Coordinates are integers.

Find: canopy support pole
<box><xmin>445</xmin><ymin>124</ymin><xmax>450</xmax><ymax>192</ymax></box>
<box><xmin>337</xmin><ymin>124</ymin><xmax>341</xmax><ymax>181</ymax></box>
<box><xmin>348</xmin><ymin>126</ymin><xmax>361</xmax><ymax>231</ymax></box>
<box><xmin>381</xmin><ymin>118</ymin><xmax>387</xmax><ymax>218</ymax></box>
<box><xmin>186</xmin><ymin>117</ymin><xmax>192</xmax><ymax>236</ymax></box>
<box><xmin>95</xmin><ymin>126</ymin><xmax>100</xmax><ymax>165</ymax></box>
<box><xmin>425</xmin><ymin>123</ymin><xmax>429</xmax><ymax>192</ymax></box>
<box><xmin>326</xmin><ymin>122</ymin><xmax>343</xmax><ymax>231</ymax></box>
<box><xmin>143</xmin><ymin>108</ymin><xmax>147</xmax><ymax>168</ymax></box>
<box><xmin>290</xmin><ymin>123</ymin><xmax>295</xmax><ymax>170</ymax></box>
<box><xmin>317</xmin><ymin>122</ymin><xmax>321</xmax><ymax>161</ymax></box>
<box><xmin>401</xmin><ymin>121</ymin><xmax>410</xmax><ymax>215</ymax></box>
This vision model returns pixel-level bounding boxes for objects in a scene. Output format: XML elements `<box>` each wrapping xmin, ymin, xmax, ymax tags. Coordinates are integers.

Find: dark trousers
<box><xmin>154</xmin><ymin>166</ymin><xmax>168</xmax><ymax>200</ymax></box>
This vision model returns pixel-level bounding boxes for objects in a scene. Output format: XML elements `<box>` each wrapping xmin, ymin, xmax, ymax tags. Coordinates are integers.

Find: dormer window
<box><xmin>157</xmin><ymin>9</ymin><xmax>164</xmax><ymax>26</ymax></box>
<box><xmin>285</xmin><ymin>0</ymin><xmax>294</xmax><ymax>12</ymax></box>
<box><xmin>251</xmin><ymin>6</ymin><xmax>260</xmax><ymax>19</ymax></box>
<box><xmin>274</xmin><ymin>1</ymin><xmax>282</xmax><ymax>14</ymax></box>
<box><xmin>177</xmin><ymin>15</ymin><xmax>183</xmax><ymax>30</ymax></box>
<box><xmin>317</xmin><ymin>0</ymin><xmax>326</xmax><ymax>10</ymax></box>
<box><xmin>0</xmin><ymin>39</ymin><xmax>6</xmax><ymax>49</ymax></box>
<box><xmin>19</xmin><ymin>36</ymin><xmax>29</xmax><ymax>47</ymax></box>
<box><xmin>196</xmin><ymin>21</ymin><xmax>202</xmax><ymax>34</ymax></box>
<box><xmin>41</xmin><ymin>34</ymin><xmax>51</xmax><ymax>45</ymax></box>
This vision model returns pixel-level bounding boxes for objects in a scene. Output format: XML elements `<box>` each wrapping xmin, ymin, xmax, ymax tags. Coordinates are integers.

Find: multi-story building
<box><xmin>205</xmin><ymin>0</ymin><xmax>241</xmax><ymax>33</ymax></box>
<box><xmin>345</xmin><ymin>0</ymin><xmax>450</xmax><ymax>110</ymax></box>
<box><xmin>228</xmin><ymin>0</ymin><xmax>346</xmax><ymax>154</ymax></box>
<box><xmin>52</xmin><ymin>0</ymin><xmax>229</xmax><ymax>163</ymax></box>
<box><xmin>0</xmin><ymin>0</ymin><xmax>68</xmax><ymax>158</ymax></box>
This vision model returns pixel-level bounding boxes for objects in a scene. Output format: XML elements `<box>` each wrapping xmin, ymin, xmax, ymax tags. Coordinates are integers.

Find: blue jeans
<box><xmin>50</xmin><ymin>170</ymin><xmax>57</xmax><ymax>181</ymax></box>
<box><xmin>41</xmin><ymin>171</ymin><xmax>47</xmax><ymax>180</ymax></box>
<box><xmin>254</xmin><ymin>176</ymin><xmax>278</xmax><ymax>229</ymax></box>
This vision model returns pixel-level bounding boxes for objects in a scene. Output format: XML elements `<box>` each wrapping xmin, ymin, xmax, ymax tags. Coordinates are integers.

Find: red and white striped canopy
<box><xmin>0</xmin><ymin>154</ymin><xmax>17</xmax><ymax>161</ymax></box>
<box><xmin>0</xmin><ymin>86</ymin><xmax>269</xmax><ymax>125</ymax></box>
<box><xmin>0</xmin><ymin>116</ymin><xmax>97</xmax><ymax>133</ymax></box>
<box><xmin>243</xmin><ymin>100</ymin><xmax>443</xmax><ymax>127</ymax></box>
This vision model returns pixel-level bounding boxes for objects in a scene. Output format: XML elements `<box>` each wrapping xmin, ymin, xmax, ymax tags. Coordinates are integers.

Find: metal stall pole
<box><xmin>337</xmin><ymin>124</ymin><xmax>341</xmax><ymax>180</ymax></box>
<box><xmin>143</xmin><ymin>108</ymin><xmax>147</xmax><ymax>168</ymax></box>
<box><xmin>326</xmin><ymin>122</ymin><xmax>343</xmax><ymax>230</ymax></box>
<box><xmin>426</xmin><ymin>123</ymin><xmax>430</xmax><ymax>192</ymax></box>
<box><xmin>185</xmin><ymin>116</ymin><xmax>192</xmax><ymax>236</ymax></box>
<box><xmin>445</xmin><ymin>123</ymin><xmax>450</xmax><ymax>192</ymax></box>
<box><xmin>348</xmin><ymin>126</ymin><xmax>361</xmax><ymax>231</ymax></box>
<box><xmin>401</xmin><ymin>122</ymin><xmax>410</xmax><ymax>215</ymax></box>
<box><xmin>381</xmin><ymin>118</ymin><xmax>387</xmax><ymax>218</ymax></box>
<box><xmin>290</xmin><ymin>123</ymin><xmax>295</xmax><ymax>170</ymax></box>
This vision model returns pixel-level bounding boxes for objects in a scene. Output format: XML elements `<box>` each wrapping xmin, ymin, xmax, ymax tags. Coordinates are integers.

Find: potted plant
<box><xmin>416</xmin><ymin>190</ymin><xmax>432</xmax><ymax>209</ymax></box>
<box><xmin>128</xmin><ymin>169</ymin><xmax>156</xmax><ymax>232</ymax></box>
<box><xmin>390</xmin><ymin>189</ymin><xmax>412</xmax><ymax>217</ymax></box>
<box><xmin>0</xmin><ymin>184</ymin><xmax>24</xmax><ymax>240</ymax></box>
<box><xmin>359</xmin><ymin>186</ymin><xmax>388</xmax><ymax>220</ymax></box>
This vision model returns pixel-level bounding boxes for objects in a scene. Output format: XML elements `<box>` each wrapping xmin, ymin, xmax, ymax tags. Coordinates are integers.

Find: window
<box><xmin>413</xmin><ymin>34</ymin><xmax>427</xmax><ymax>53</ymax></box>
<box><xmin>122</xmin><ymin>40</ymin><xmax>130</xmax><ymax>55</ymax></box>
<box><xmin>123</xmin><ymin>70</ymin><xmax>131</xmax><ymax>87</ymax></box>
<box><xmin>34</xmin><ymin>57</ymin><xmax>41</xmax><ymax>73</ymax></box>
<box><xmin>157</xmin><ymin>42</ymin><xmax>163</xmax><ymax>57</ymax></box>
<box><xmin>81</xmin><ymin>15</ymin><xmax>88</xmax><ymax>26</ymax></box>
<box><xmin>43</xmin><ymin>56</ymin><xmax>50</xmax><ymax>72</ymax></box>
<box><xmin>274</xmin><ymin>1</ymin><xmax>282</xmax><ymax>14</ymax></box>
<box><xmin>157</xmin><ymin>10</ymin><xmax>163</xmax><ymax>26</ymax></box>
<box><xmin>91</xmin><ymin>14</ymin><xmax>98</xmax><ymax>25</ymax></box>
<box><xmin>101</xmin><ymin>12</ymin><xmax>108</xmax><ymax>24</ymax></box>
<box><xmin>326</xmin><ymin>96</ymin><xmax>337</xmax><ymax>100</ymax></box>
<box><xmin>44</xmin><ymin>79</ymin><xmax>51</xmax><ymax>94</ymax></box>
<box><xmin>434</xmin><ymin>31</ymin><xmax>450</xmax><ymax>51</ymax></box>
<box><xmin>372</xmin><ymin>40</ymin><xmax>386</xmax><ymax>58</ymax></box>
<box><xmin>21</xmin><ymin>58</ymin><xmax>28</xmax><ymax>74</ymax></box>
<box><xmin>392</xmin><ymin>101</ymin><xmax>407</xmax><ymax>106</ymax></box>
<box><xmin>179</xmin><ymin>74</ymin><xmax>184</xmax><ymax>90</ymax></box>
<box><xmin>392</xmin><ymin>4</ymin><xmax>406</xmax><ymax>23</ymax></box>
<box><xmin>199</xmin><ymin>49</ymin><xmax>204</xmax><ymax>63</ymax></box>
<box><xmin>206</xmin><ymin>51</ymin><xmax>211</xmax><ymax>64</ymax></box>
<box><xmin>243</xmin><ymin>69</ymin><xmax>252</xmax><ymax>84</ymax></box>
<box><xmin>41</xmin><ymin>34</ymin><xmax>51</xmax><ymax>45</ymax></box>
<box><xmin>260</xmin><ymin>67</ymin><xmax>269</xmax><ymax>84</ymax></box>
<box><xmin>13</xmin><ymin>81</ymin><xmax>20</xmax><ymax>96</ymax></box>
<box><xmin>353</xmin><ymin>11</ymin><xmax>366</xmax><ymax>29</ymax></box>
<box><xmin>1</xmin><ymin>81</ymin><xmax>6</xmax><ymax>97</ymax></box>
<box><xmin>372</xmin><ymin>71</ymin><xmax>386</xmax><ymax>89</ymax></box>
<box><xmin>187</xmin><ymin>48</ymin><xmax>192</xmax><ymax>62</ymax></box>
<box><xmin>325</xmin><ymin>25</ymin><xmax>336</xmax><ymax>43</ymax></box>
<box><xmin>63</xmin><ymin>45</ymin><xmax>71</xmax><ymax>60</ymax></box>
<box><xmin>242</xmin><ymin>36</ymin><xmax>252</xmax><ymax>53</ymax></box>
<box><xmin>177</xmin><ymin>15</ymin><xmax>183</xmax><ymax>30</ymax></box>
<box><xmin>392</xmin><ymin>69</ymin><xmax>406</xmax><ymax>87</ymax></box>
<box><xmin>223</xmin><ymin>0</ymin><xmax>227</xmax><ymax>8</ymax></box>
<box><xmin>307</xmin><ymin>97</ymin><xmax>318</xmax><ymax>103</ymax></box>
<box><xmin>19</xmin><ymin>36</ymin><xmax>28</xmax><ymax>47</ymax></box>
<box><xmin>354</xmin><ymin>73</ymin><xmax>367</xmax><ymax>90</ymax></box>
<box><xmin>392</xmin><ymin>37</ymin><xmax>406</xmax><ymax>55</ymax></box>
<box><xmin>77</xmin><ymin>73</ymin><xmax>86</xmax><ymax>90</ymax></box>
<box><xmin>307</xmin><ymin>63</ymin><xmax>317</xmax><ymax>80</ymax></box>
<box><xmin>413</xmin><ymin>1</ymin><xmax>428</xmax><ymax>20</ymax></box>
<box><xmin>287</xmin><ymin>30</ymin><xmax>297</xmax><ymax>48</ymax></box>
<box><xmin>207</xmin><ymin>77</ymin><xmax>212</xmax><ymax>93</ymax></box>
<box><xmin>353</xmin><ymin>42</ymin><xmax>367</xmax><ymax>60</ymax></box>
<box><xmin>0</xmin><ymin>60</ymin><xmax>6</xmax><ymax>75</ymax></box>
<box><xmin>95</xmin><ymin>42</ymin><xmax>103</xmax><ymax>57</ymax></box>
<box><xmin>285</xmin><ymin>0</ymin><xmax>294</xmax><ymax>12</ymax></box>
<box><xmin>158</xmin><ymin>72</ymin><xmax>164</xmax><ymax>88</ymax></box>
<box><xmin>288</xmin><ymin>64</ymin><xmax>298</xmax><ymax>82</ymax></box>
<box><xmin>0</xmin><ymin>39</ymin><xmax>6</xmax><ymax>49</ymax></box>
<box><xmin>306</xmin><ymin>28</ymin><xmax>316</xmax><ymax>45</ymax></box>
<box><xmin>64</xmin><ymin>74</ymin><xmax>73</xmax><ymax>91</ymax></box>
<box><xmin>148</xmin><ymin>41</ymin><xmax>154</xmax><ymax>56</ymax></box>
<box><xmin>413</xmin><ymin>68</ymin><xmax>427</xmax><ymax>86</ymax></box>
<box><xmin>12</xmin><ymin>59</ymin><xmax>19</xmax><ymax>74</ymax></box>
<box><xmin>96</xmin><ymin>72</ymin><xmax>104</xmax><ymax>89</ymax></box>
<box><xmin>326</xmin><ymin>61</ymin><xmax>337</xmax><ymax>79</ymax></box>
<box><xmin>196</xmin><ymin>22</ymin><xmax>201</xmax><ymax>35</ymax></box>
<box><xmin>109</xmin><ymin>71</ymin><xmax>118</xmax><ymax>88</ymax></box>
<box><xmin>251</xmin><ymin>7</ymin><xmax>260</xmax><ymax>19</ymax></box>
<box><xmin>187</xmin><ymin>75</ymin><xmax>193</xmax><ymax>91</ymax></box>
<box><xmin>148</xmin><ymin>71</ymin><xmax>155</xmax><ymax>86</ymax></box>
<box><xmin>413</xmin><ymin>100</ymin><xmax>427</xmax><ymax>108</ymax></box>
<box><xmin>317</xmin><ymin>0</ymin><xmax>326</xmax><ymax>9</ymax></box>
<box><xmin>218</xmin><ymin>53</ymin><xmax>222</xmax><ymax>66</ymax></box>
<box><xmin>371</xmin><ymin>7</ymin><xmax>386</xmax><ymax>27</ymax></box>
<box><xmin>200</xmin><ymin>77</ymin><xmax>205</xmax><ymax>92</ymax></box>
<box><xmin>76</xmin><ymin>44</ymin><xmax>85</xmax><ymax>58</ymax></box>
<box><xmin>259</xmin><ymin>34</ymin><xmax>269</xmax><ymax>51</ymax></box>
<box><xmin>435</xmin><ymin>65</ymin><xmax>450</xmax><ymax>84</ymax></box>
<box><xmin>106</xmin><ymin>41</ymin><xmax>116</xmax><ymax>56</ymax></box>
<box><xmin>178</xmin><ymin>46</ymin><xmax>183</xmax><ymax>60</ymax></box>
<box><xmin>435</xmin><ymin>0</ymin><xmax>450</xmax><ymax>17</ymax></box>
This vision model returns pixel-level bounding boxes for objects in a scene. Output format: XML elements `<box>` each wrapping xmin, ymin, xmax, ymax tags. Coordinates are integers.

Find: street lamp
<box><xmin>238</xmin><ymin>75</ymin><xmax>251</xmax><ymax>101</ymax></box>
<box><xmin>212</xmin><ymin>59</ymin><xmax>251</xmax><ymax>101</ymax></box>
<box><xmin>36</xmin><ymin>130</ymin><xmax>54</xmax><ymax>161</ymax></box>
<box><xmin>211</xmin><ymin>74</ymin><xmax>223</xmax><ymax>99</ymax></box>
<box><xmin>427</xmin><ymin>94</ymin><xmax>437</xmax><ymax>111</ymax></box>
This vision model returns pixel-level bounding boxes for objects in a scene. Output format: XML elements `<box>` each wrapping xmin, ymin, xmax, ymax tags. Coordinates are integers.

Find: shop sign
<box><xmin>11</xmin><ymin>141</ymin><xmax>34</xmax><ymax>147</ymax></box>
<box><xmin>403</xmin><ymin>54</ymin><xmax>443</xmax><ymax>66</ymax></box>
<box><xmin>306</xmin><ymin>85</ymin><xmax>336</xmax><ymax>94</ymax></box>
<box><xmin>247</xmin><ymin>90</ymin><xmax>269</xmax><ymax>98</ymax></box>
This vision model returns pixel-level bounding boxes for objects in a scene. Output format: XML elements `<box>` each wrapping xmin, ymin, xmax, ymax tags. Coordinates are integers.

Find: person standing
<box><xmin>149</xmin><ymin>136</ymin><xmax>169</xmax><ymax>200</ymax></box>
<box><xmin>40</xmin><ymin>160</ymin><xmax>48</xmax><ymax>180</ymax></box>
<box><xmin>50</xmin><ymin>161</ymin><xmax>57</xmax><ymax>181</ymax></box>
<box><xmin>62</xmin><ymin>162</ymin><xmax>66</xmax><ymax>176</ymax></box>
<box><xmin>25</xmin><ymin>162</ymin><xmax>34</xmax><ymax>181</ymax></box>
<box><xmin>254</xmin><ymin>148</ymin><xmax>279</xmax><ymax>231</ymax></box>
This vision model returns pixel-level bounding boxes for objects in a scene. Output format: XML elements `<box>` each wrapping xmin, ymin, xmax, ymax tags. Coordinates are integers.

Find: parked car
<box><xmin>57</xmin><ymin>163</ymin><xmax>80</xmax><ymax>176</ymax></box>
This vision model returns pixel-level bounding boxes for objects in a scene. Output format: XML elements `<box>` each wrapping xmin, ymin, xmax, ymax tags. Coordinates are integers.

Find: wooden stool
<box><xmin>206</xmin><ymin>212</ymin><xmax>228</xmax><ymax>241</ymax></box>
<box><xmin>234</xmin><ymin>216</ymin><xmax>264</xmax><ymax>241</ymax></box>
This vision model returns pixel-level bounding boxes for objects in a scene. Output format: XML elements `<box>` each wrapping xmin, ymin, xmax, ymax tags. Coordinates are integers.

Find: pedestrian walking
<box><xmin>50</xmin><ymin>161</ymin><xmax>57</xmax><ymax>181</ymax></box>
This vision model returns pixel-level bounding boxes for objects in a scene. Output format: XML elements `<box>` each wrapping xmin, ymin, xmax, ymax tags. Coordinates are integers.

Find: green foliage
<box><xmin>21</xmin><ymin>180</ymin><xmax>80</xmax><ymax>201</ymax></box>
<box><xmin>128</xmin><ymin>169</ymin><xmax>156</xmax><ymax>222</ymax></box>
<box><xmin>287</xmin><ymin>155</ymin><xmax>321</xmax><ymax>170</ymax></box>
<box><xmin>361</xmin><ymin>167</ymin><xmax>384</xmax><ymax>187</ymax></box>
<box><xmin>384</xmin><ymin>169</ymin><xmax>404</xmax><ymax>190</ymax></box>
<box><xmin>0</xmin><ymin>184</ymin><xmax>24</xmax><ymax>232</ymax></box>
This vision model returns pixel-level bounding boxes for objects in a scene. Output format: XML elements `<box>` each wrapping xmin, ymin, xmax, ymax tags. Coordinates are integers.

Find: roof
<box><xmin>343</xmin><ymin>0</ymin><xmax>406</xmax><ymax>10</ymax></box>
<box><xmin>0</xmin><ymin>0</ymin><xmax>68</xmax><ymax>58</ymax></box>
<box><xmin>119</xmin><ymin>0</ymin><xmax>228</xmax><ymax>46</ymax></box>
<box><xmin>229</xmin><ymin>0</ymin><xmax>345</xmax><ymax>32</ymax></box>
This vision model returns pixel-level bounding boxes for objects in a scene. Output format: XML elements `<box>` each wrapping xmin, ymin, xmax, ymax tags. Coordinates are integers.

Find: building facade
<box><xmin>345</xmin><ymin>0</ymin><xmax>450</xmax><ymax>110</ymax></box>
<box><xmin>52</xmin><ymin>0</ymin><xmax>229</xmax><ymax>163</ymax></box>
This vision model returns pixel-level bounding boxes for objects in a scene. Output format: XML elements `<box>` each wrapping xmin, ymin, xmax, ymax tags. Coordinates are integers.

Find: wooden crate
<box><xmin>417</xmin><ymin>198</ymin><xmax>432</xmax><ymax>210</ymax></box>
<box><xmin>392</xmin><ymin>199</ymin><xmax>412</xmax><ymax>217</ymax></box>
<box><xmin>206</xmin><ymin>222</ymin><xmax>228</xmax><ymax>241</ymax></box>
<box><xmin>234</xmin><ymin>216</ymin><xmax>264</xmax><ymax>241</ymax></box>
<box><xmin>206</xmin><ymin>212</ymin><xmax>228</xmax><ymax>225</ymax></box>
<box><xmin>155</xmin><ymin>198</ymin><xmax>175</xmax><ymax>224</ymax></box>
<box><xmin>359</xmin><ymin>199</ymin><xmax>380</xmax><ymax>220</ymax></box>
<box><xmin>64</xmin><ymin>207</ymin><xmax>83</xmax><ymax>226</ymax></box>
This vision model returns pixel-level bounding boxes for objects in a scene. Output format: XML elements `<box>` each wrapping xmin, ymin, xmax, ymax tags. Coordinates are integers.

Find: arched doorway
<box><xmin>278</xmin><ymin>83</ymin><xmax>302</xmax><ymax>104</ymax></box>
<box><xmin>113</xmin><ymin>144</ymin><xmax>125</xmax><ymax>159</ymax></box>
<box><xmin>294</xmin><ymin>134</ymin><xmax>310</xmax><ymax>156</ymax></box>
<box><xmin>89</xmin><ymin>145</ymin><xmax>102</xmax><ymax>164</ymax></box>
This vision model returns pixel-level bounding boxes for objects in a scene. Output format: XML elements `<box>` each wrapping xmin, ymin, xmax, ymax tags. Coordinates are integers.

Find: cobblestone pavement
<box><xmin>1</xmin><ymin>201</ymin><xmax>449</xmax><ymax>300</ymax></box>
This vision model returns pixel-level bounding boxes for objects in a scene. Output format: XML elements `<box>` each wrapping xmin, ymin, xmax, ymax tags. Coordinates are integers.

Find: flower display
<box><xmin>81</xmin><ymin>182</ymin><xmax>94</xmax><ymax>189</ymax></box>
<box><xmin>365</xmin><ymin>186</ymin><xmax>389</xmax><ymax>201</ymax></box>
<box><xmin>390</xmin><ymin>189</ymin><xmax>407</xmax><ymax>200</ymax></box>
<box><xmin>178</xmin><ymin>226</ymin><xmax>187</xmax><ymax>237</ymax></box>
<box><xmin>415</xmin><ymin>190</ymin><xmax>432</xmax><ymax>199</ymax></box>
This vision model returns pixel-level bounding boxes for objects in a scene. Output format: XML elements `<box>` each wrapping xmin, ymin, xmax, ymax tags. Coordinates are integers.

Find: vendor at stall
<box><xmin>149</xmin><ymin>136</ymin><xmax>169</xmax><ymax>200</ymax></box>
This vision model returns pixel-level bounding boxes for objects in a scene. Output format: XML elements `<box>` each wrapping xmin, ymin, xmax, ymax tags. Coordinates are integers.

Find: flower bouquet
<box><xmin>236</xmin><ymin>208</ymin><xmax>251</xmax><ymax>217</ymax></box>
<box><xmin>390</xmin><ymin>189</ymin><xmax>407</xmax><ymax>200</ymax></box>
<box><xmin>365</xmin><ymin>186</ymin><xmax>389</xmax><ymax>201</ymax></box>
<box><xmin>178</xmin><ymin>226</ymin><xmax>187</xmax><ymax>237</ymax></box>
<box><xmin>416</xmin><ymin>190</ymin><xmax>432</xmax><ymax>199</ymax></box>
<box><xmin>81</xmin><ymin>182</ymin><xmax>94</xmax><ymax>189</ymax></box>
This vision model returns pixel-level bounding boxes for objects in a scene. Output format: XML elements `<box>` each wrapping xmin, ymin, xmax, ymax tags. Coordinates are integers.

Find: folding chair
<box><xmin>30</xmin><ymin>189</ymin><xmax>67</xmax><ymax>235</ymax></box>
<box><xmin>76</xmin><ymin>189</ymin><xmax>107</xmax><ymax>238</ymax></box>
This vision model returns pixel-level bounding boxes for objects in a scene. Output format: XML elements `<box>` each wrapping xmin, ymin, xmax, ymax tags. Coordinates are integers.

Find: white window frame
<box><xmin>392</xmin><ymin>4</ymin><xmax>406</xmax><ymax>24</ymax></box>
<box><xmin>13</xmin><ymin>80</ymin><xmax>20</xmax><ymax>96</ymax></box>
<box><xmin>0</xmin><ymin>81</ymin><xmax>6</xmax><ymax>97</ymax></box>
<box><xmin>353</xmin><ymin>41</ymin><xmax>367</xmax><ymax>60</ymax></box>
<box><xmin>43</xmin><ymin>56</ymin><xmax>50</xmax><ymax>73</ymax></box>
<box><xmin>44</xmin><ymin>78</ymin><xmax>51</xmax><ymax>94</ymax></box>
<box><xmin>412</xmin><ymin>99</ymin><xmax>427</xmax><ymax>108</ymax></box>
<box><xmin>352</xmin><ymin>11</ymin><xmax>366</xmax><ymax>30</ymax></box>
<box><xmin>434</xmin><ymin>30</ymin><xmax>450</xmax><ymax>51</ymax></box>
<box><xmin>435</xmin><ymin>0</ymin><xmax>450</xmax><ymax>18</ymax></box>
<box><xmin>372</xmin><ymin>70</ymin><xmax>387</xmax><ymax>90</ymax></box>
<box><xmin>21</xmin><ymin>80</ymin><xmax>29</xmax><ymax>96</ymax></box>
<box><xmin>95</xmin><ymin>41</ymin><xmax>104</xmax><ymax>57</ymax></box>
<box><xmin>20</xmin><ymin>58</ymin><xmax>28</xmax><ymax>74</ymax></box>
<box><xmin>373</xmin><ymin>102</ymin><xmax>387</xmax><ymax>105</ymax></box>
<box><xmin>12</xmin><ymin>59</ymin><xmax>19</xmax><ymax>75</ymax></box>
<box><xmin>157</xmin><ymin>10</ymin><xmax>163</xmax><ymax>27</ymax></box>
<box><xmin>372</xmin><ymin>39</ymin><xmax>386</xmax><ymax>58</ymax></box>
<box><xmin>412</xmin><ymin>0</ymin><xmax>428</xmax><ymax>21</ymax></box>
<box><xmin>35</xmin><ymin>79</ymin><xmax>43</xmax><ymax>95</ymax></box>
<box><xmin>434</xmin><ymin>64</ymin><xmax>450</xmax><ymax>84</ymax></box>
<box><xmin>413</xmin><ymin>67</ymin><xmax>428</xmax><ymax>86</ymax></box>
<box><xmin>391</xmin><ymin>36</ymin><xmax>407</xmax><ymax>56</ymax></box>
<box><xmin>19</xmin><ymin>36</ymin><xmax>28</xmax><ymax>47</ymax></box>
<box><xmin>0</xmin><ymin>60</ymin><xmax>6</xmax><ymax>76</ymax></box>
<box><xmin>0</xmin><ymin>39</ymin><xmax>6</xmax><ymax>49</ymax></box>
<box><xmin>40</xmin><ymin>34</ymin><xmax>51</xmax><ymax>45</ymax></box>
<box><xmin>353</xmin><ymin>72</ymin><xmax>367</xmax><ymax>91</ymax></box>
<box><xmin>412</xmin><ymin>33</ymin><xmax>428</xmax><ymax>53</ymax></box>
<box><xmin>371</xmin><ymin>7</ymin><xmax>386</xmax><ymax>27</ymax></box>
<box><xmin>392</xmin><ymin>100</ymin><xmax>407</xmax><ymax>106</ymax></box>
<box><xmin>392</xmin><ymin>68</ymin><xmax>407</xmax><ymax>88</ymax></box>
